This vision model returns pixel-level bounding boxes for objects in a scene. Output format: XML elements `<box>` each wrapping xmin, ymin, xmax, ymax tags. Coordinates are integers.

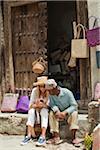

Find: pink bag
<box><xmin>92</xmin><ymin>124</ymin><xmax>100</xmax><ymax>150</ymax></box>
<box><xmin>1</xmin><ymin>93</ymin><xmax>18</xmax><ymax>112</ymax></box>
<box><xmin>94</xmin><ymin>82</ymin><xmax>100</xmax><ymax>100</ymax></box>
<box><xmin>86</xmin><ymin>16</ymin><xmax>100</xmax><ymax>47</ymax></box>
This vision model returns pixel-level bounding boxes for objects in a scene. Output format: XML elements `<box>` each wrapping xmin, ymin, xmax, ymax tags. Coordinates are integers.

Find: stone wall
<box><xmin>87</xmin><ymin>0</ymin><xmax>100</xmax><ymax>98</ymax></box>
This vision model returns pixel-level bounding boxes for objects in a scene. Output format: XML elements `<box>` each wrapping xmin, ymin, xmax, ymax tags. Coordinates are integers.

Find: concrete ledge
<box><xmin>0</xmin><ymin>113</ymin><xmax>90</xmax><ymax>138</ymax></box>
<box><xmin>0</xmin><ymin>112</ymin><xmax>28</xmax><ymax>118</ymax></box>
<box><xmin>0</xmin><ymin>113</ymin><xmax>27</xmax><ymax>135</ymax></box>
<box><xmin>60</xmin><ymin>114</ymin><xmax>89</xmax><ymax>138</ymax></box>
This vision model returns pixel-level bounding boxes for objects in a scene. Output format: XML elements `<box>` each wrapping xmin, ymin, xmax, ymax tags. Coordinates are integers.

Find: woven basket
<box><xmin>32</xmin><ymin>57</ymin><xmax>45</xmax><ymax>74</ymax></box>
<box><xmin>32</xmin><ymin>63</ymin><xmax>44</xmax><ymax>74</ymax></box>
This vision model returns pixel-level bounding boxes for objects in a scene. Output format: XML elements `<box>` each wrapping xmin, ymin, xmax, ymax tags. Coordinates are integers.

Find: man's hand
<box><xmin>55</xmin><ymin>111</ymin><xmax>67</xmax><ymax>120</ymax></box>
<box><xmin>55</xmin><ymin>111</ymin><xmax>61</xmax><ymax>118</ymax></box>
<box><xmin>60</xmin><ymin>111</ymin><xmax>67</xmax><ymax>118</ymax></box>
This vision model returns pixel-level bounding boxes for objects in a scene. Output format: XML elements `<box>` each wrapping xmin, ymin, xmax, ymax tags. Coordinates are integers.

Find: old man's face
<box><xmin>47</xmin><ymin>88</ymin><xmax>59</xmax><ymax>95</ymax></box>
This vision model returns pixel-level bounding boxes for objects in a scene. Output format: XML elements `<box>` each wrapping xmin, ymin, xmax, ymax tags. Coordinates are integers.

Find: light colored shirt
<box><xmin>29</xmin><ymin>87</ymin><xmax>49</xmax><ymax>108</ymax></box>
<box><xmin>29</xmin><ymin>87</ymin><xmax>38</xmax><ymax>108</ymax></box>
<box><xmin>49</xmin><ymin>87</ymin><xmax>78</xmax><ymax>115</ymax></box>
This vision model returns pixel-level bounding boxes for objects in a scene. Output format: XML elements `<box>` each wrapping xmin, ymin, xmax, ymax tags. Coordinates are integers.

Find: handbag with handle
<box><xmin>1</xmin><ymin>93</ymin><xmax>19</xmax><ymax>112</ymax></box>
<box><xmin>86</xmin><ymin>16</ymin><xmax>100</xmax><ymax>47</ymax></box>
<box><xmin>16</xmin><ymin>95</ymin><xmax>29</xmax><ymax>113</ymax></box>
<box><xmin>71</xmin><ymin>24</ymin><xmax>89</xmax><ymax>58</ymax></box>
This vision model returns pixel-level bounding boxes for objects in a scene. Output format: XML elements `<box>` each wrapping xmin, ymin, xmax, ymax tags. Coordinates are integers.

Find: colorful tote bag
<box><xmin>86</xmin><ymin>16</ymin><xmax>100</xmax><ymax>47</ymax></box>
<box><xmin>1</xmin><ymin>93</ymin><xmax>18</xmax><ymax>112</ymax></box>
<box><xmin>16</xmin><ymin>96</ymin><xmax>29</xmax><ymax>113</ymax></box>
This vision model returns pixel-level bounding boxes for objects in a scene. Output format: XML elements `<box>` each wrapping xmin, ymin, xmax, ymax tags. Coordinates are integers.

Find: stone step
<box><xmin>0</xmin><ymin>112</ymin><xmax>89</xmax><ymax>138</ymax></box>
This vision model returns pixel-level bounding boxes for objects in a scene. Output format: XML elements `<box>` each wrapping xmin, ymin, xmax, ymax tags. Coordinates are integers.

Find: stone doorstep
<box><xmin>0</xmin><ymin>112</ymin><xmax>89</xmax><ymax>138</ymax></box>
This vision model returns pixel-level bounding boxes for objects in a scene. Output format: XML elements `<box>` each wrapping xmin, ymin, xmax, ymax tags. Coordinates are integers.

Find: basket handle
<box><xmin>39</xmin><ymin>57</ymin><xmax>47</xmax><ymax>68</ymax></box>
<box><xmin>32</xmin><ymin>57</ymin><xmax>43</xmax><ymax>66</ymax></box>
<box><xmin>32</xmin><ymin>57</ymin><xmax>47</xmax><ymax>68</ymax></box>
<box><xmin>75</xmin><ymin>24</ymin><xmax>86</xmax><ymax>39</ymax></box>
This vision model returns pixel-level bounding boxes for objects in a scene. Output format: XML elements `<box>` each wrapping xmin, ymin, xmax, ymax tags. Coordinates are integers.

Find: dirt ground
<box><xmin>0</xmin><ymin>134</ymin><xmax>84</xmax><ymax>150</ymax></box>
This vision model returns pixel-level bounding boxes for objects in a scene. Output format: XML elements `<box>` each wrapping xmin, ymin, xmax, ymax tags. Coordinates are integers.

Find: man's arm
<box><xmin>49</xmin><ymin>97</ymin><xmax>60</xmax><ymax>113</ymax></box>
<box><xmin>64</xmin><ymin>91</ymin><xmax>78</xmax><ymax>115</ymax></box>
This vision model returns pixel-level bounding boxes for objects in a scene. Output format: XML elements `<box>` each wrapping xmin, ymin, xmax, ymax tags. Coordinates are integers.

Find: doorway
<box><xmin>47</xmin><ymin>1</ymin><xmax>80</xmax><ymax>100</ymax></box>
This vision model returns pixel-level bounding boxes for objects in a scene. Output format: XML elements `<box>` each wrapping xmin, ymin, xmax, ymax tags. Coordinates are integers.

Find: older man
<box><xmin>45</xmin><ymin>79</ymin><xmax>80</xmax><ymax>145</ymax></box>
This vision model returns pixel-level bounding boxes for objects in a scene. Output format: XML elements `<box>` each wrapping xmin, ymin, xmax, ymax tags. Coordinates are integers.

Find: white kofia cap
<box><xmin>45</xmin><ymin>79</ymin><xmax>57</xmax><ymax>89</ymax></box>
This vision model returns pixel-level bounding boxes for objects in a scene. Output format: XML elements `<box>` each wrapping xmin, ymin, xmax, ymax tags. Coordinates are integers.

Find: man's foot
<box><xmin>72</xmin><ymin>138</ymin><xmax>84</xmax><ymax>145</ymax></box>
<box><xmin>47</xmin><ymin>137</ymin><xmax>63</xmax><ymax>145</ymax></box>
<box><xmin>36</xmin><ymin>136</ymin><xmax>46</xmax><ymax>147</ymax></box>
<box><xmin>20</xmin><ymin>136</ymin><xmax>31</xmax><ymax>145</ymax></box>
<box><xmin>54</xmin><ymin>137</ymin><xmax>63</xmax><ymax>145</ymax></box>
<box><xmin>46</xmin><ymin>138</ymin><xmax>55</xmax><ymax>144</ymax></box>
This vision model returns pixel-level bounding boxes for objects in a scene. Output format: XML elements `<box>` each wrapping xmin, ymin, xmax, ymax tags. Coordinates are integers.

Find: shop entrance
<box><xmin>47</xmin><ymin>1</ymin><xmax>80</xmax><ymax>100</ymax></box>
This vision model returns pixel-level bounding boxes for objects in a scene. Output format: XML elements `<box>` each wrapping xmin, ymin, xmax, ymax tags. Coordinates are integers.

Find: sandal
<box><xmin>46</xmin><ymin>138</ymin><xmax>55</xmax><ymax>144</ymax></box>
<box><xmin>72</xmin><ymin>138</ymin><xmax>84</xmax><ymax>145</ymax></box>
<box><xmin>46</xmin><ymin>137</ymin><xmax>63</xmax><ymax>145</ymax></box>
<box><xmin>54</xmin><ymin>137</ymin><xmax>63</xmax><ymax>145</ymax></box>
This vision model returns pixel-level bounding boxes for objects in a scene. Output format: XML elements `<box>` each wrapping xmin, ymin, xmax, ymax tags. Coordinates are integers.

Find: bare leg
<box><xmin>71</xmin><ymin>129</ymin><xmax>83</xmax><ymax>144</ymax></box>
<box><xmin>27</xmin><ymin>125</ymin><xmax>36</xmax><ymax>137</ymax></box>
<box><xmin>54</xmin><ymin>132</ymin><xmax>60</xmax><ymax>138</ymax></box>
<box><xmin>71</xmin><ymin>129</ymin><xmax>77</xmax><ymax>140</ymax></box>
<box><xmin>40</xmin><ymin>108</ymin><xmax>48</xmax><ymax>138</ymax></box>
<box><xmin>41</xmin><ymin>127</ymin><xmax>46</xmax><ymax>138</ymax></box>
<box><xmin>31</xmin><ymin>127</ymin><xmax>36</xmax><ymax>137</ymax></box>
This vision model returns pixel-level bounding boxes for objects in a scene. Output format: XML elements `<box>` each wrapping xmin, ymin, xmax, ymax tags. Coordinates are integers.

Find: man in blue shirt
<box><xmin>45</xmin><ymin>79</ymin><xmax>79</xmax><ymax>145</ymax></box>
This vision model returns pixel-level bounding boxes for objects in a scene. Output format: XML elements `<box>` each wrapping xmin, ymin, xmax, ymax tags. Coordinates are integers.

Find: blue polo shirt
<box><xmin>49</xmin><ymin>87</ymin><xmax>78</xmax><ymax>115</ymax></box>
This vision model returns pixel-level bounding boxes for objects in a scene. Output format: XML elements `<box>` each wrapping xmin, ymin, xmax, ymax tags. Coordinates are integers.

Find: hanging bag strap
<box><xmin>38</xmin><ymin>57</ymin><xmax>47</xmax><ymax>68</ymax></box>
<box><xmin>32</xmin><ymin>57</ymin><xmax>41</xmax><ymax>66</ymax></box>
<box><xmin>32</xmin><ymin>57</ymin><xmax>47</xmax><ymax>68</ymax></box>
<box><xmin>88</xmin><ymin>16</ymin><xmax>100</xmax><ymax>29</ymax></box>
<box><xmin>32</xmin><ymin>57</ymin><xmax>44</xmax><ymax>66</ymax></box>
<box><xmin>93</xmin><ymin>18</ymin><xmax>100</xmax><ymax>28</ymax></box>
<box><xmin>75</xmin><ymin>24</ymin><xmax>86</xmax><ymax>39</ymax></box>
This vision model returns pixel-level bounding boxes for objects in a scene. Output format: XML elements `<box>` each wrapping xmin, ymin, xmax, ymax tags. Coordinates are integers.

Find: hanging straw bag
<box><xmin>71</xmin><ymin>24</ymin><xmax>89</xmax><ymax>58</ymax></box>
<box><xmin>86</xmin><ymin>16</ymin><xmax>100</xmax><ymax>47</ymax></box>
<box><xmin>32</xmin><ymin>57</ymin><xmax>46</xmax><ymax>74</ymax></box>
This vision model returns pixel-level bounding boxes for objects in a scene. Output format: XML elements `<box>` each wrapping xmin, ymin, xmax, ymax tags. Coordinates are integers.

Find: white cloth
<box><xmin>29</xmin><ymin>87</ymin><xmax>38</xmax><ymax>108</ymax></box>
<box><xmin>26</xmin><ymin>108</ymin><xmax>48</xmax><ymax>128</ymax></box>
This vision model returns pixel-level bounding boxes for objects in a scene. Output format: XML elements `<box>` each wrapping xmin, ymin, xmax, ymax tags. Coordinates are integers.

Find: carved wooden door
<box><xmin>11</xmin><ymin>2</ymin><xmax>47</xmax><ymax>88</ymax></box>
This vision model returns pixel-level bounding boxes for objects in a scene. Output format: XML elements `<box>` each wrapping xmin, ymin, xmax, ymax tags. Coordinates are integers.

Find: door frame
<box><xmin>3</xmin><ymin>1</ymin><xmax>39</xmax><ymax>91</ymax></box>
<box><xmin>76</xmin><ymin>0</ymin><xmax>91</xmax><ymax>107</ymax></box>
